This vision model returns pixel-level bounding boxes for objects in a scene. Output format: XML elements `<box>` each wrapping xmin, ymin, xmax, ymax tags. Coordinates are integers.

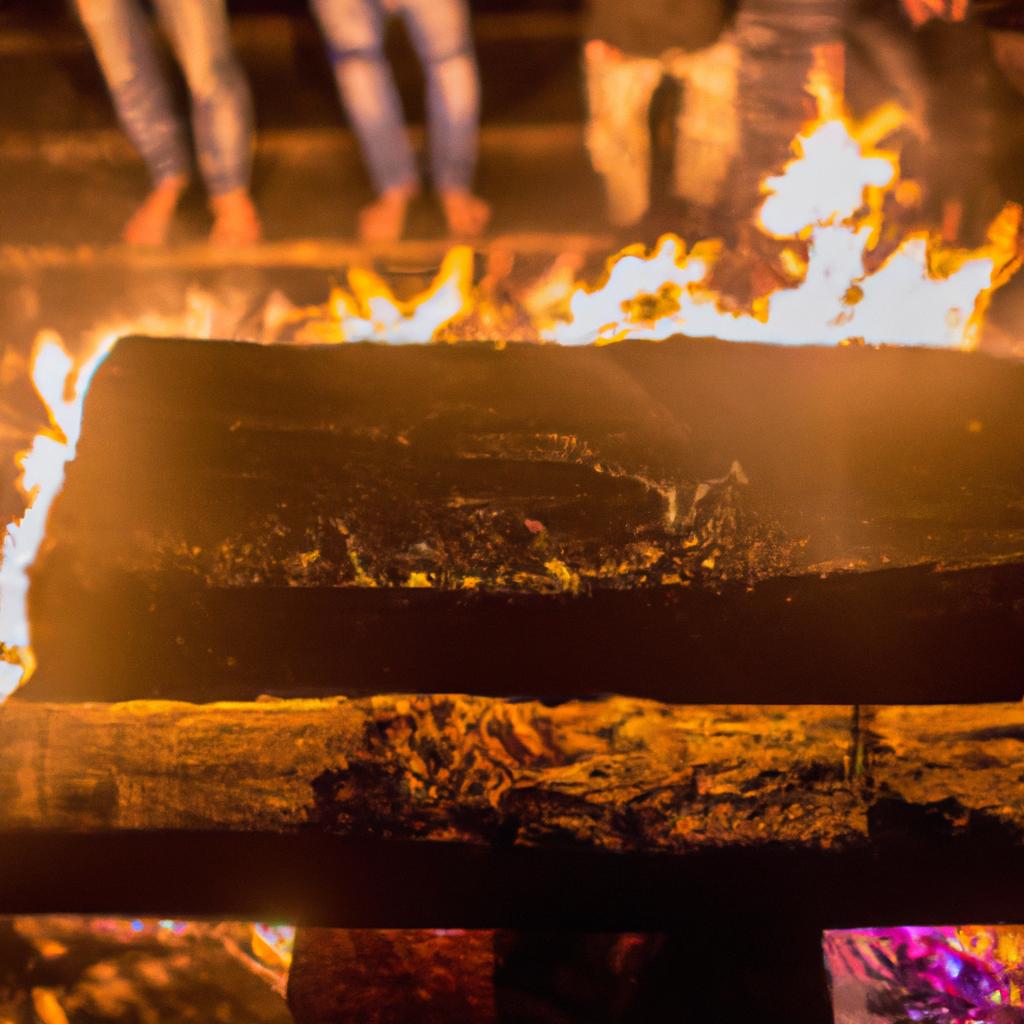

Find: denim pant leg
<box><xmin>75</xmin><ymin>0</ymin><xmax>189</xmax><ymax>187</ymax></box>
<box><xmin>309</xmin><ymin>0</ymin><xmax>418</xmax><ymax>195</ymax></box>
<box><xmin>398</xmin><ymin>0</ymin><xmax>480</xmax><ymax>192</ymax></box>
<box><xmin>153</xmin><ymin>0</ymin><xmax>255</xmax><ymax>196</ymax></box>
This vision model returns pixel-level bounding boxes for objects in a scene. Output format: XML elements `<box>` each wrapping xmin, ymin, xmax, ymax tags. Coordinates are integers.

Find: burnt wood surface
<box><xmin>2</xmin><ymin>696</ymin><xmax>1024</xmax><ymax>1023</ymax></box>
<box><xmin>4</xmin><ymin>695</ymin><xmax>1024</xmax><ymax>857</ymax></box>
<box><xmin>25</xmin><ymin>336</ymin><xmax>1024</xmax><ymax>703</ymax></box>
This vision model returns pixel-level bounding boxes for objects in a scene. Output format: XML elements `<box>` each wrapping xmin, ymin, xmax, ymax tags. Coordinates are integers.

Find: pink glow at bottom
<box><xmin>825</xmin><ymin>926</ymin><xmax>1024</xmax><ymax>1023</ymax></box>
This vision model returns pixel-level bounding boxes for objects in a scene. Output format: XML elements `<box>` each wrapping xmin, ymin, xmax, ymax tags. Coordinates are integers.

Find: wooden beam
<box><xmin>0</xmin><ymin>232</ymin><xmax>613</xmax><ymax>273</ymax></box>
<box><xmin>2</xmin><ymin>698</ymin><xmax>1024</xmax><ymax>935</ymax></box>
<box><xmin>25</xmin><ymin>337</ymin><xmax>1024</xmax><ymax>703</ymax></box>
<box><xmin>5</xmin><ymin>696</ymin><xmax>1024</xmax><ymax>852</ymax></box>
<box><xmin>0</xmin><ymin>696</ymin><xmax>858</xmax><ymax>848</ymax></box>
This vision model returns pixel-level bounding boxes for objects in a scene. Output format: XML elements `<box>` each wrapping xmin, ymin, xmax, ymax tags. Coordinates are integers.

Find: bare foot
<box><xmin>441</xmin><ymin>189</ymin><xmax>491</xmax><ymax>240</ymax></box>
<box><xmin>209</xmin><ymin>189</ymin><xmax>262</xmax><ymax>247</ymax></box>
<box><xmin>359</xmin><ymin>185</ymin><xmax>419</xmax><ymax>244</ymax></box>
<box><xmin>121</xmin><ymin>175</ymin><xmax>188</xmax><ymax>247</ymax></box>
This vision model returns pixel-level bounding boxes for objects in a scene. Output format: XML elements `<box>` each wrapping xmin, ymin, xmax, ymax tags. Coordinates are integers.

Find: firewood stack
<box><xmin>4</xmin><ymin>335</ymin><xmax>1024</xmax><ymax>1022</ymax></box>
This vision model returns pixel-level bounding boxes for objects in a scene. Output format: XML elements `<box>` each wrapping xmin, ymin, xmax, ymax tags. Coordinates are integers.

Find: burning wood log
<box><xmin>0</xmin><ymin>697</ymin><xmax>857</xmax><ymax>847</ymax></box>
<box><xmin>24</xmin><ymin>337</ymin><xmax>1024</xmax><ymax>703</ymax></box>
<box><xmin>5</xmin><ymin>694</ymin><xmax>1024</xmax><ymax>853</ymax></box>
<box><xmin>3</xmin><ymin>695</ymin><xmax>1024</xmax><ymax>932</ymax></box>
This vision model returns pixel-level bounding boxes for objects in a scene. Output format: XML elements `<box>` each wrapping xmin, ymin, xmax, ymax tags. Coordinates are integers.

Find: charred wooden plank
<box><xmin>0</xmin><ymin>697</ymin><xmax>858</xmax><ymax>849</ymax></box>
<box><xmin>6</xmin><ymin>696</ymin><xmax>1024</xmax><ymax>854</ymax></box>
<box><xmin>25</xmin><ymin>337</ymin><xmax>1024</xmax><ymax>703</ymax></box>
<box><xmin>2</xmin><ymin>699</ymin><xmax>1024</xmax><ymax>935</ymax></box>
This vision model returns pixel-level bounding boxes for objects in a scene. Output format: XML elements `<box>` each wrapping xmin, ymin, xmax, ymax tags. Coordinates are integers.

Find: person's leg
<box><xmin>667</xmin><ymin>35</ymin><xmax>741</xmax><ymax>222</ymax></box>
<box><xmin>154</xmin><ymin>0</ymin><xmax>261</xmax><ymax>245</ymax></box>
<box><xmin>309</xmin><ymin>0</ymin><xmax>419</xmax><ymax>241</ymax></box>
<box><xmin>398</xmin><ymin>0</ymin><xmax>489</xmax><ymax>238</ymax></box>
<box><xmin>74</xmin><ymin>0</ymin><xmax>190</xmax><ymax>245</ymax></box>
<box><xmin>583</xmin><ymin>41</ymin><xmax>663</xmax><ymax>228</ymax></box>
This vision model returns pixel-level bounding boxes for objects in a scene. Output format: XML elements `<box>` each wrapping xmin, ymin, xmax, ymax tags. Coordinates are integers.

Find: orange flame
<box><xmin>0</xmin><ymin>295</ymin><xmax>230</xmax><ymax>700</ymax></box>
<box><xmin>277</xmin><ymin>103</ymin><xmax>1018</xmax><ymax>349</ymax></box>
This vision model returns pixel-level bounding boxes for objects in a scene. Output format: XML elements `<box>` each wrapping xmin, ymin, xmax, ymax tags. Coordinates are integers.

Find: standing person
<box><xmin>75</xmin><ymin>0</ymin><xmax>261</xmax><ymax>247</ymax></box>
<box><xmin>583</xmin><ymin>0</ymin><xmax>741</xmax><ymax>231</ymax></box>
<box><xmin>310</xmin><ymin>0</ymin><xmax>490</xmax><ymax>243</ymax></box>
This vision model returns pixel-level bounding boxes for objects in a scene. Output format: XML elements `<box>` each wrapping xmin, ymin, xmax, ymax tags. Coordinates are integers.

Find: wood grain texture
<box><xmin>0</xmin><ymin>695</ymin><xmax>896</xmax><ymax>852</ymax></box>
<box><xmin>10</xmin><ymin>698</ymin><xmax>1024</xmax><ymax>853</ymax></box>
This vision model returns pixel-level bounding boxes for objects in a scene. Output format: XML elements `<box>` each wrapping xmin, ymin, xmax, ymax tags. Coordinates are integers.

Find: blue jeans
<box><xmin>310</xmin><ymin>0</ymin><xmax>481</xmax><ymax>193</ymax></box>
<box><xmin>75</xmin><ymin>0</ymin><xmax>254</xmax><ymax>196</ymax></box>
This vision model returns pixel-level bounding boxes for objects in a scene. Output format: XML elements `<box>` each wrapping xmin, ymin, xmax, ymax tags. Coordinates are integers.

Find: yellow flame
<box><xmin>279</xmin><ymin>104</ymin><xmax>1017</xmax><ymax>351</ymax></box>
<box><xmin>0</xmin><ymin>332</ymin><xmax>111</xmax><ymax>698</ymax></box>
<box><xmin>251</xmin><ymin>923</ymin><xmax>295</xmax><ymax>971</ymax></box>
<box><xmin>0</xmin><ymin>294</ymin><xmax>230</xmax><ymax>701</ymax></box>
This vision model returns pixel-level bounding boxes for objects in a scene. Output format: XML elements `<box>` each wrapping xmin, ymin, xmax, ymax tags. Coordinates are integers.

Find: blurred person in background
<box><xmin>583</xmin><ymin>0</ymin><xmax>741</xmax><ymax>232</ymax></box>
<box><xmin>75</xmin><ymin>0</ymin><xmax>261</xmax><ymax>247</ymax></box>
<box><xmin>980</xmin><ymin>1</ymin><xmax>1024</xmax><ymax>97</ymax></box>
<box><xmin>311</xmin><ymin>0</ymin><xmax>490</xmax><ymax>243</ymax></box>
<box><xmin>897</xmin><ymin>0</ymin><xmax>1023</xmax><ymax>241</ymax></box>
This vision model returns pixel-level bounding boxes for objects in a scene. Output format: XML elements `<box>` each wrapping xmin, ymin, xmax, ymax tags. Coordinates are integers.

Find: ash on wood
<box><xmin>25</xmin><ymin>337</ymin><xmax>1024</xmax><ymax>703</ymax></box>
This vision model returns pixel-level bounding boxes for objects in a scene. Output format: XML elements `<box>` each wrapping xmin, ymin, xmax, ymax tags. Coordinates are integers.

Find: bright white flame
<box><xmin>544</xmin><ymin>115</ymin><xmax>1013</xmax><ymax>349</ymax></box>
<box><xmin>0</xmin><ymin>291</ymin><xmax>231</xmax><ymax>701</ymax></box>
<box><xmin>0</xmin><ymin>332</ymin><xmax>113</xmax><ymax>698</ymax></box>
<box><xmin>335</xmin><ymin>247</ymin><xmax>473</xmax><ymax>344</ymax></box>
<box><xmin>759</xmin><ymin>119</ymin><xmax>895</xmax><ymax>237</ymax></box>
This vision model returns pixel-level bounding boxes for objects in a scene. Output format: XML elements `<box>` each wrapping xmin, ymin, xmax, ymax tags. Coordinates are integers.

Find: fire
<box><xmin>270</xmin><ymin>103</ymin><xmax>1019</xmax><ymax>351</ymax></box>
<box><xmin>529</xmin><ymin>108</ymin><xmax>1017</xmax><ymax>348</ymax></box>
<box><xmin>0</xmin><ymin>98</ymin><xmax>1020</xmax><ymax>702</ymax></box>
<box><xmin>0</xmin><ymin>333</ymin><xmax>108</xmax><ymax>698</ymax></box>
<box><xmin>281</xmin><ymin>246</ymin><xmax>475</xmax><ymax>345</ymax></box>
<box><xmin>0</xmin><ymin>293</ymin><xmax>229</xmax><ymax>701</ymax></box>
